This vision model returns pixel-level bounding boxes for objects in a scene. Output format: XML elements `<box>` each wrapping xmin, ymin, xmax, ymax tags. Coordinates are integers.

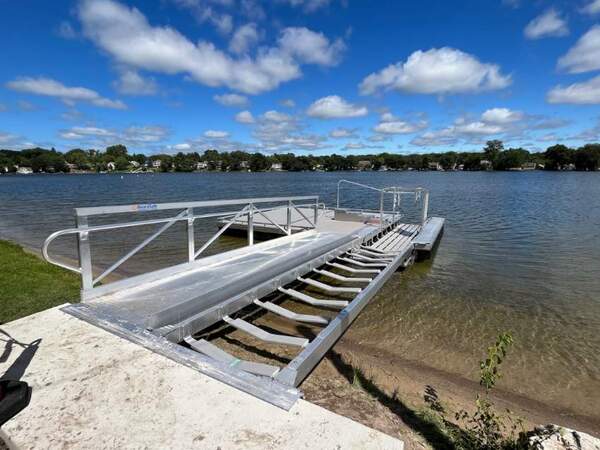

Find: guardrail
<box><xmin>43</xmin><ymin>196</ymin><xmax>319</xmax><ymax>292</ymax></box>
<box><xmin>336</xmin><ymin>179</ymin><xmax>429</xmax><ymax>226</ymax></box>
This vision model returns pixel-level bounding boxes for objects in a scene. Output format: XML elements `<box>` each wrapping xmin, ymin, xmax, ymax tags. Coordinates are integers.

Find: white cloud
<box><xmin>203</xmin><ymin>129</ymin><xmax>230</xmax><ymax>138</ymax></box>
<box><xmin>6</xmin><ymin>76</ymin><xmax>126</xmax><ymax>109</ymax></box>
<box><xmin>263</xmin><ymin>110</ymin><xmax>291</xmax><ymax>122</ymax></box>
<box><xmin>78</xmin><ymin>0</ymin><xmax>343</xmax><ymax>94</ymax></box>
<box><xmin>524</xmin><ymin>9</ymin><xmax>568</xmax><ymax>40</ymax></box>
<box><xmin>342</xmin><ymin>142</ymin><xmax>381</xmax><ymax>151</ymax></box>
<box><xmin>173</xmin><ymin>143</ymin><xmax>192</xmax><ymax>150</ymax></box>
<box><xmin>280</xmin><ymin>99</ymin><xmax>295</xmax><ymax>108</ymax></box>
<box><xmin>60</xmin><ymin>125</ymin><xmax>169</xmax><ymax>149</ymax></box>
<box><xmin>453</xmin><ymin>119</ymin><xmax>503</xmax><ymax>135</ymax></box>
<box><xmin>114</xmin><ymin>70</ymin><xmax>157</xmax><ymax>95</ymax></box>
<box><xmin>582</xmin><ymin>0</ymin><xmax>600</xmax><ymax>15</ymax></box>
<box><xmin>281</xmin><ymin>0</ymin><xmax>332</xmax><ymax>12</ymax></box>
<box><xmin>306</xmin><ymin>95</ymin><xmax>368</xmax><ymax>119</ymax></box>
<box><xmin>235</xmin><ymin>110</ymin><xmax>255</xmax><ymax>123</ymax></box>
<box><xmin>214</xmin><ymin>93</ymin><xmax>248</xmax><ymax>107</ymax></box>
<box><xmin>360</xmin><ymin>47</ymin><xmax>511</xmax><ymax>95</ymax></box>
<box><xmin>557</xmin><ymin>25</ymin><xmax>600</xmax><ymax>73</ymax></box>
<box><xmin>229</xmin><ymin>23</ymin><xmax>260</xmax><ymax>54</ymax></box>
<box><xmin>481</xmin><ymin>108</ymin><xmax>524</xmax><ymax>124</ymax></box>
<box><xmin>329</xmin><ymin>127</ymin><xmax>358</xmax><ymax>138</ymax></box>
<box><xmin>547</xmin><ymin>75</ymin><xmax>600</xmax><ymax>104</ymax></box>
<box><xmin>278</xmin><ymin>27</ymin><xmax>345</xmax><ymax>66</ymax></box>
<box><xmin>374</xmin><ymin>120</ymin><xmax>425</xmax><ymax>134</ymax></box>
<box><xmin>171</xmin><ymin>0</ymin><xmax>233</xmax><ymax>34</ymax></box>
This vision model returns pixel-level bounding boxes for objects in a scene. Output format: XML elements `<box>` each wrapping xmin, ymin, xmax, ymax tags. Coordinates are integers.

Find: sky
<box><xmin>2</xmin><ymin>0</ymin><xmax>600</xmax><ymax>156</ymax></box>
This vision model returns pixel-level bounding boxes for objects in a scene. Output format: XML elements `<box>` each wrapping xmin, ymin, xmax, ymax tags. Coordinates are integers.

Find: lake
<box><xmin>1</xmin><ymin>171</ymin><xmax>599</xmax><ymax>421</ymax></box>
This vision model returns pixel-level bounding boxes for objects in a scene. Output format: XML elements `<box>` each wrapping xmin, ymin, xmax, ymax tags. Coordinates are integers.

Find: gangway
<box><xmin>42</xmin><ymin>180</ymin><xmax>444</xmax><ymax>409</ymax></box>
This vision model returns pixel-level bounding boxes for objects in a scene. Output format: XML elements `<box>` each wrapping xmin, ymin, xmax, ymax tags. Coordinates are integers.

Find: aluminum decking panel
<box><xmin>84</xmin><ymin>226</ymin><xmax>373</xmax><ymax>330</ymax></box>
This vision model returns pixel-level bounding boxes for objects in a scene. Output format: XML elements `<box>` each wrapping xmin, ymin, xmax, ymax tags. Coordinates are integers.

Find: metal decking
<box><xmin>44</xmin><ymin>180</ymin><xmax>444</xmax><ymax>409</ymax></box>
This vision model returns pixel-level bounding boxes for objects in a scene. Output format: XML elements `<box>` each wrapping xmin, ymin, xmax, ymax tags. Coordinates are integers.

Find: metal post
<box><xmin>286</xmin><ymin>200</ymin><xmax>292</xmax><ymax>235</ymax></box>
<box><xmin>248</xmin><ymin>204</ymin><xmax>254</xmax><ymax>245</ymax></box>
<box><xmin>421</xmin><ymin>190</ymin><xmax>429</xmax><ymax>225</ymax></box>
<box><xmin>76</xmin><ymin>215</ymin><xmax>93</xmax><ymax>292</ymax></box>
<box><xmin>379</xmin><ymin>191</ymin><xmax>384</xmax><ymax>230</ymax></box>
<box><xmin>186</xmin><ymin>207</ymin><xmax>195</xmax><ymax>262</ymax></box>
<box><xmin>313</xmin><ymin>199</ymin><xmax>318</xmax><ymax>226</ymax></box>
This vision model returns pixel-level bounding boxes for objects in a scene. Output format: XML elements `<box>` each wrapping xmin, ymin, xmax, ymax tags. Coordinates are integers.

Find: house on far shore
<box><xmin>16</xmin><ymin>166</ymin><xmax>33</xmax><ymax>174</ymax></box>
<box><xmin>196</xmin><ymin>161</ymin><xmax>208</xmax><ymax>170</ymax></box>
<box><xmin>106</xmin><ymin>162</ymin><xmax>116</xmax><ymax>171</ymax></box>
<box><xmin>152</xmin><ymin>159</ymin><xmax>161</xmax><ymax>169</ymax></box>
<box><xmin>378</xmin><ymin>165</ymin><xmax>389</xmax><ymax>171</ymax></box>
<box><xmin>270</xmin><ymin>162</ymin><xmax>283</xmax><ymax>171</ymax></box>
<box><xmin>521</xmin><ymin>162</ymin><xmax>537</xmax><ymax>171</ymax></box>
<box><xmin>129</xmin><ymin>161</ymin><xmax>140</xmax><ymax>168</ymax></box>
<box><xmin>428</xmin><ymin>162</ymin><xmax>442</xmax><ymax>171</ymax></box>
<box><xmin>356</xmin><ymin>160</ymin><xmax>372</xmax><ymax>171</ymax></box>
<box><xmin>480</xmin><ymin>159</ymin><xmax>493</xmax><ymax>170</ymax></box>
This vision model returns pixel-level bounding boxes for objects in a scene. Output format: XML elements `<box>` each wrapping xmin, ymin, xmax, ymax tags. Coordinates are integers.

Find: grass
<box><xmin>0</xmin><ymin>240</ymin><xmax>80</xmax><ymax>324</ymax></box>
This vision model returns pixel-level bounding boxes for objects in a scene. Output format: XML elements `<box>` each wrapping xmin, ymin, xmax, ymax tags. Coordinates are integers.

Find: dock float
<box><xmin>41</xmin><ymin>179</ymin><xmax>444</xmax><ymax>409</ymax></box>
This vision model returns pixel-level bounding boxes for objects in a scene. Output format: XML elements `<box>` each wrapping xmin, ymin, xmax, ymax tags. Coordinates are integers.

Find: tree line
<box><xmin>1</xmin><ymin>141</ymin><xmax>600</xmax><ymax>173</ymax></box>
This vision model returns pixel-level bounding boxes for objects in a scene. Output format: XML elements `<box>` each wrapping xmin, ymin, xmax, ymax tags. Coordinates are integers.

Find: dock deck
<box><xmin>40</xmin><ymin>181</ymin><xmax>444</xmax><ymax>409</ymax></box>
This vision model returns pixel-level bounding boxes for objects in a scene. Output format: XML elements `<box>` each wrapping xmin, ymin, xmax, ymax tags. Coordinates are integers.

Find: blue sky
<box><xmin>2</xmin><ymin>0</ymin><xmax>600</xmax><ymax>155</ymax></box>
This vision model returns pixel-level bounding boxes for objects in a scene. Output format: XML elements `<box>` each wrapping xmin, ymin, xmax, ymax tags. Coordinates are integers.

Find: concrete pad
<box><xmin>0</xmin><ymin>306</ymin><xmax>403</xmax><ymax>449</ymax></box>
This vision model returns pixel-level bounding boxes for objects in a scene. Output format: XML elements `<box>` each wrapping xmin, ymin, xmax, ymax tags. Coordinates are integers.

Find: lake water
<box><xmin>1</xmin><ymin>171</ymin><xmax>599</xmax><ymax>421</ymax></box>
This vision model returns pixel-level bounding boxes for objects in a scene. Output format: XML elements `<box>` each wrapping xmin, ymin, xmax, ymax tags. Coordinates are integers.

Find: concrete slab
<box><xmin>0</xmin><ymin>307</ymin><xmax>403</xmax><ymax>450</ymax></box>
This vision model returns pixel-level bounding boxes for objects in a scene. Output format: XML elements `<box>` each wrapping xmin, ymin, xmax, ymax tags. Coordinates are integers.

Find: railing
<box><xmin>42</xmin><ymin>196</ymin><xmax>319</xmax><ymax>292</ymax></box>
<box><xmin>336</xmin><ymin>179</ymin><xmax>429</xmax><ymax>226</ymax></box>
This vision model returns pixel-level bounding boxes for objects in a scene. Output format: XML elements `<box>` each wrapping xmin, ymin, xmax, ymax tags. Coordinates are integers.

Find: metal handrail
<box><xmin>336</xmin><ymin>179</ymin><xmax>429</xmax><ymax>227</ymax></box>
<box><xmin>43</xmin><ymin>195</ymin><xmax>320</xmax><ymax>293</ymax></box>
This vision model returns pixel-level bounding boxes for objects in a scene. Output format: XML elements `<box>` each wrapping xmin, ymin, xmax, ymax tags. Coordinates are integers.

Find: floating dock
<box><xmin>40</xmin><ymin>180</ymin><xmax>444</xmax><ymax>409</ymax></box>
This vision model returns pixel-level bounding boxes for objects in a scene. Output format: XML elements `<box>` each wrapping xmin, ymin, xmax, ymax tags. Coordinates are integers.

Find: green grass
<box><xmin>0</xmin><ymin>240</ymin><xmax>80</xmax><ymax>324</ymax></box>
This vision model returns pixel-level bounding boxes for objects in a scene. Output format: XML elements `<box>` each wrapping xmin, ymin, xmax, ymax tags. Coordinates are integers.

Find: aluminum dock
<box><xmin>42</xmin><ymin>180</ymin><xmax>444</xmax><ymax>409</ymax></box>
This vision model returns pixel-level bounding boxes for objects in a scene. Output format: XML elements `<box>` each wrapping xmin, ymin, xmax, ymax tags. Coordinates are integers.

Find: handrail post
<box><xmin>248</xmin><ymin>204</ymin><xmax>254</xmax><ymax>245</ymax></box>
<box><xmin>313</xmin><ymin>198</ymin><xmax>318</xmax><ymax>226</ymax></box>
<box><xmin>76</xmin><ymin>215</ymin><xmax>93</xmax><ymax>291</ymax></box>
<box><xmin>379</xmin><ymin>191</ymin><xmax>384</xmax><ymax>230</ymax></box>
<box><xmin>287</xmin><ymin>200</ymin><xmax>292</xmax><ymax>235</ymax></box>
<box><xmin>421</xmin><ymin>190</ymin><xmax>429</xmax><ymax>225</ymax></box>
<box><xmin>186</xmin><ymin>207</ymin><xmax>195</xmax><ymax>262</ymax></box>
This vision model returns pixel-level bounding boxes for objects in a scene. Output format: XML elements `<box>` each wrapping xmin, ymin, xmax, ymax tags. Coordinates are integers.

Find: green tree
<box><xmin>484</xmin><ymin>140</ymin><xmax>504</xmax><ymax>162</ymax></box>
<box><xmin>105</xmin><ymin>144</ymin><xmax>128</xmax><ymax>159</ymax></box>
<box><xmin>544</xmin><ymin>144</ymin><xmax>571</xmax><ymax>170</ymax></box>
<box><xmin>65</xmin><ymin>149</ymin><xmax>91</xmax><ymax>169</ymax></box>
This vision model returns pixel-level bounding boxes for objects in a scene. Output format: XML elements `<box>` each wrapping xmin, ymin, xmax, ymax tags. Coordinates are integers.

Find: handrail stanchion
<box><xmin>77</xmin><ymin>215</ymin><xmax>93</xmax><ymax>291</ymax></box>
<box><xmin>422</xmin><ymin>190</ymin><xmax>429</xmax><ymax>225</ymax></box>
<box><xmin>379</xmin><ymin>191</ymin><xmax>384</xmax><ymax>231</ymax></box>
<box><xmin>313</xmin><ymin>198</ymin><xmax>318</xmax><ymax>226</ymax></box>
<box><xmin>248</xmin><ymin>204</ymin><xmax>254</xmax><ymax>245</ymax></box>
<box><xmin>287</xmin><ymin>200</ymin><xmax>292</xmax><ymax>235</ymax></box>
<box><xmin>187</xmin><ymin>207</ymin><xmax>195</xmax><ymax>262</ymax></box>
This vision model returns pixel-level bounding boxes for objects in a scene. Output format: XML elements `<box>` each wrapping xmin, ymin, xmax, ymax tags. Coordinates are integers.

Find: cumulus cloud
<box><xmin>78</xmin><ymin>0</ymin><xmax>344</xmax><ymax>94</ymax></box>
<box><xmin>481</xmin><ymin>107</ymin><xmax>524</xmax><ymax>124</ymax></box>
<box><xmin>557</xmin><ymin>25</ymin><xmax>600</xmax><ymax>73</ymax></box>
<box><xmin>372</xmin><ymin>112</ymin><xmax>427</xmax><ymax>135</ymax></box>
<box><xmin>359</xmin><ymin>47</ymin><xmax>511</xmax><ymax>95</ymax></box>
<box><xmin>60</xmin><ymin>125</ymin><xmax>169</xmax><ymax>148</ymax></box>
<box><xmin>263</xmin><ymin>110</ymin><xmax>291</xmax><ymax>122</ymax></box>
<box><xmin>6</xmin><ymin>76</ymin><xmax>126</xmax><ymax>109</ymax></box>
<box><xmin>342</xmin><ymin>142</ymin><xmax>382</xmax><ymax>151</ymax></box>
<box><xmin>547</xmin><ymin>75</ymin><xmax>600</xmax><ymax>104</ymax></box>
<box><xmin>113</xmin><ymin>70</ymin><xmax>157</xmax><ymax>95</ymax></box>
<box><xmin>280</xmin><ymin>99</ymin><xmax>295</xmax><ymax>108</ymax></box>
<box><xmin>280</xmin><ymin>0</ymin><xmax>332</xmax><ymax>12</ymax></box>
<box><xmin>171</xmin><ymin>0</ymin><xmax>233</xmax><ymax>34</ymax></box>
<box><xmin>582</xmin><ymin>0</ymin><xmax>600</xmax><ymax>15</ymax></box>
<box><xmin>306</xmin><ymin>95</ymin><xmax>368</xmax><ymax>119</ymax></box>
<box><xmin>278</xmin><ymin>27</ymin><xmax>345</xmax><ymax>66</ymax></box>
<box><xmin>524</xmin><ymin>9</ymin><xmax>568</xmax><ymax>40</ymax></box>
<box><xmin>214</xmin><ymin>93</ymin><xmax>248</xmax><ymax>107</ymax></box>
<box><xmin>235</xmin><ymin>110</ymin><xmax>255</xmax><ymax>123</ymax></box>
<box><xmin>329</xmin><ymin>127</ymin><xmax>358</xmax><ymax>138</ymax></box>
<box><xmin>203</xmin><ymin>129</ymin><xmax>230</xmax><ymax>138</ymax></box>
<box><xmin>229</xmin><ymin>23</ymin><xmax>260</xmax><ymax>54</ymax></box>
